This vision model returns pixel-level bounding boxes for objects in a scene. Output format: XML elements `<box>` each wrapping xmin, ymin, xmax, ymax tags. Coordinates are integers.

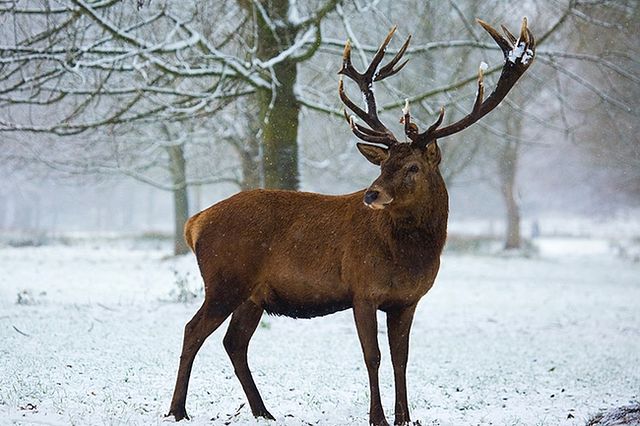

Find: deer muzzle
<box><xmin>363</xmin><ymin>187</ymin><xmax>394</xmax><ymax>210</ymax></box>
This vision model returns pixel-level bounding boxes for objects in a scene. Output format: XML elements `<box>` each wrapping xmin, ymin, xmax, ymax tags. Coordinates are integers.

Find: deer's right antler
<box><xmin>338</xmin><ymin>26</ymin><xmax>411</xmax><ymax>147</ymax></box>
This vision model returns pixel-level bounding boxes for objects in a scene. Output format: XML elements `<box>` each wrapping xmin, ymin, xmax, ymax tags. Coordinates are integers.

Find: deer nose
<box><xmin>364</xmin><ymin>190</ymin><xmax>379</xmax><ymax>205</ymax></box>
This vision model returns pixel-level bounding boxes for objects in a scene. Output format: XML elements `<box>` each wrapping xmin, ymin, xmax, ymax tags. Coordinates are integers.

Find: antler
<box><xmin>338</xmin><ymin>26</ymin><xmax>411</xmax><ymax>147</ymax></box>
<box><xmin>410</xmin><ymin>17</ymin><xmax>536</xmax><ymax>148</ymax></box>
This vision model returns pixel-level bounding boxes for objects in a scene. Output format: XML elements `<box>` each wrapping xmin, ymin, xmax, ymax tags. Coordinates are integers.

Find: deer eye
<box><xmin>407</xmin><ymin>164</ymin><xmax>420</xmax><ymax>173</ymax></box>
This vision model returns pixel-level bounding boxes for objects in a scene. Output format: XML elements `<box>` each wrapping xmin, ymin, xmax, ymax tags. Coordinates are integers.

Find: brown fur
<box><xmin>167</xmin><ymin>142</ymin><xmax>449</xmax><ymax>426</ymax></box>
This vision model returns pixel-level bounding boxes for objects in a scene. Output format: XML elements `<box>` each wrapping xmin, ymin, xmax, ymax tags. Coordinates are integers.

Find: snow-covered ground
<box><xmin>0</xmin><ymin>236</ymin><xmax>639</xmax><ymax>426</ymax></box>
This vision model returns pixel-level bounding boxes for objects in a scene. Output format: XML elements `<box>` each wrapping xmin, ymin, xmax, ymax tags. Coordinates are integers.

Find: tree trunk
<box><xmin>499</xmin><ymin>115</ymin><xmax>522</xmax><ymax>250</ymax></box>
<box><xmin>501</xmin><ymin>156</ymin><xmax>521</xmax><ymax>249</ymax></box>
<box><xmin>257</xmin><ymin>62</ymin><xmax>300</xmax><ymax>189</ymax></box>
<box><xmin>251</xmin><ymin>0</ymin><xmax>300</xmax><ymax>190</ymax></box>
<box><xmin>167</xmin><ymin>144</ymin><xmax>190</xmax><ymax>255</ymax></box>
<box><xmin>240</xmin><ymin>110</ymin><xmax>263</xmax><ymax>190</ymax></box>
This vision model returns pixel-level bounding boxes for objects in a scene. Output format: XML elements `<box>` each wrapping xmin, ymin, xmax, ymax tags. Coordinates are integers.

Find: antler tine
<box><xmin>338</xmin><ymin>40</ymin><xmax>359</xmax><ymax>81</ymax></box>
<box><xmin>415</xmin><ymin>17</ymin><xmax>535</xmax><ymax>147</ymax></box>
<box><xmin>338</xmin><ymin>78</ymin><xmax>369</xmax><ymax>125</ymax></box>
<box><xmin>343</xmin><ymin>109</ymin><xmax>393</xmax><ymax>138</ymax></box>
<box><xmin>401</xmin><ymin>99</ymin><xmax>420</xmax><ymax>143</ymax></box>
<box><xmin>343</xmin><ymin>111</ymin><xmax>396</xmax><ymax>146</ymax></box>
<box><xmin>477</xmin><ymin>18</ymin><xmax>512</xmax><ymax>59</ymax></box>
<box><xmin>338</xmin><ymin>26</ymin><xmax>412</xmax><ymax>146</ymax></box>
<box><xmin>473</xmin><ymin>62</ymin><xmax>486</xmax><ymax>113</ymax></box>
<box><xmin>527</xmin><ymin>27</ymin><xmax>536</xmax><ymax>50</ymax></box>
<box><xmin>426</xmin><ymin>107</ymin><xmax>445</xmax><ymax>135</ymax></box>
<box><xmin>519</xmin><ymin>17</ymin><xmax>530</xmax><ymax>44</ymax></box>
<box><xmin>364</xmin><ymin>26</ymin><xmax>398</xmax><ymax>79</ymax></box>
<box><xmin>375</xmin><ymin>35</ymin><xmax>411</xmax><ymax>81</ymax></box>
<box><xmin>338</xmin><ymin>76</ymin><xmax>393</xmax><ymax>144</ymax></box>
<box><xmin>500</xmin><ymin>24</ymin><xmax>517</xmax><ymax>45</ymax></box>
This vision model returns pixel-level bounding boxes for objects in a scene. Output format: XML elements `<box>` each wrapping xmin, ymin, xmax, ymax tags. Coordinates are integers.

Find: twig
<box><xmin>97</xmin><ymin>302</ymin><xmax>117</xmax><ymax>311</ymax></box>
<box><xmin>232</xmin><ymin>402</ymin><xmax>245</xmax><ymax>417</ymax></box>
<box><xmin>221</xmin><ymin>403</ymin><xmax>245</xmax><ymax>425</ymax></box>
<box><xmin>12</xmin><ymin>325</ymin><xmax>30</xmax><ymax>336</ymax></box>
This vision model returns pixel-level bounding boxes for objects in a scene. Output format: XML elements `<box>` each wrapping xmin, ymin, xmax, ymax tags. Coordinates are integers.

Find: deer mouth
<box><xmin>363</xmin><ymin>188</ymin><xmax>394</xmax><ymax>210</ymax></box>
<box><xmin>364</xmin><ymin>198</ymin><xmax>394</xmax><ymax>210</ymax></box>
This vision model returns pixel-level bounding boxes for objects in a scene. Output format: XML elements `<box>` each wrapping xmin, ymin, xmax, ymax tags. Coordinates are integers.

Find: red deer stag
<box><xmin>168</xmin><ymin>18</ymin><xmax>535</xmax><ymax>426</ymax></box>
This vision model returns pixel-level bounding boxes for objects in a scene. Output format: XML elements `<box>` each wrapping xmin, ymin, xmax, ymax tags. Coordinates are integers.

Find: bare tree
<box><xmin>0</xmin><ymin>1</ymin><xmax>269</xmax><ymax>252</ymax></box>
<box><xmin>1</xmin><ymin>0</ymin><xmax>638</xmax><ymax>248</ymax></box>
<box><xmin>498</xmin><ymin>109</ymin><xmax>523</xmax><ymax>249</ymax></box>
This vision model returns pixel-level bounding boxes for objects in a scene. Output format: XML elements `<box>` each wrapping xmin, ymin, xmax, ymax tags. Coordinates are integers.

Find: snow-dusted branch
<box><xmin>67</xmin><ymin>0</ymin><xmax>269</xmax><ymax>88</ymax></box>
<box><xmin>290</xmin><ymin>0</ymin><xmax>340</xmax><ymax>29</ymax></box>
<box><xmin>253</xmin><ymin>26</ymin><xmax>317</xmax><ymax>68</ymax></box>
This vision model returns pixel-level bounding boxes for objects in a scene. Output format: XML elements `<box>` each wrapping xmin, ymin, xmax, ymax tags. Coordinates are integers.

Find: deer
<box><xmin>167</xmin><ymin>18</ymin><xmax>535</xmax><ymax>426</ymax></box>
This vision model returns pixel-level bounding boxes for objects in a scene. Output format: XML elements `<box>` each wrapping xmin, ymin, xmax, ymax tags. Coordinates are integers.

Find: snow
<box><xmin>402</xmin><ymin>98</ymin><xmax>410</xmax><ymax>115</ymax></box>
<box><xmin>506</xmin><ymin>40</ymin><xmax>533</xmax><ymax>65</ymax></box>
<box><xmin>287</xmin><ymin>0</ymin><xmax>302</xmax><ymax>26</ymax></box>
<box><xmin>523</xmin><ymin>48</ymin><xmax>534</xmax><ymax>65</ymax></box>
<box><xmin>1</xmin><ymin>236</ymin><xmax>638</xmax><ymax>425</ymax></box>
<box><xmin>254</xmin><ymin>28</ymin><xmax>316</xmax><ymax>69</ymax></box>
<box><xmin>508</xmin><ymin>42</ymin><xmax>526</xmax><ymax>63</ymax></box>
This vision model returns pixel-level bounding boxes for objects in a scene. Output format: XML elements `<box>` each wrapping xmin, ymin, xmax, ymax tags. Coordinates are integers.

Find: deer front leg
<box><xmin>353</xmin><ymin>302</ymin><xmax>389</xmax><ymax>426</ymax></box>
<box><xmin>386</xmin><ymin>304</ymin><xmax>417</xmax><ymax>425</ymax></box>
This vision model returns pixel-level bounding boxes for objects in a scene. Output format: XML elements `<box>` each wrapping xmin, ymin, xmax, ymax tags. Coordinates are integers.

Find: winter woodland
<box><xmin>0</xmin><ymin>1</ymin><xmax>638</xmax><ymax>425</ymax></box>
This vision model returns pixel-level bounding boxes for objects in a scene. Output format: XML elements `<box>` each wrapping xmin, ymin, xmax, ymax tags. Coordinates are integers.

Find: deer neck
<box><xmin>388</xmin><ymin>199</ymin><xmax>447</xmax><ymax>241</ymax></box>
<box><xmin>378</xmin><ymin>182</ymin><xmax>449</xmax><ymax>263</ymax></box>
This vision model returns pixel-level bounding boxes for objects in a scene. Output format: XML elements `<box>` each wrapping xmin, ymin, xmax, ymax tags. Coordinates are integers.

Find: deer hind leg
<box><xmin>223</xmin><ymin>300</ymin><xmax>274</xmax><ymax>420</ymax></box>
<box><xmin>167</xmin><ymin>294</ymin><xmax>242</xmax><ymax>421</ymax></box>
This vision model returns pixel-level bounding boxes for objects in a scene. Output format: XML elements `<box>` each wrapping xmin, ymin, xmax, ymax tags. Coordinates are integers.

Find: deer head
<box><xmin>339</xmin><ymin>19</ymin><xmax>535</xmax><ymax>211</ymax></box>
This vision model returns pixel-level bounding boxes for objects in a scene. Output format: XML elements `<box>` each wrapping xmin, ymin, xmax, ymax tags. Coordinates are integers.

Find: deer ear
<box><xmin>425</xmin><ymin>141</ymin><xmax>441</xmax><ymax>166</ymax></box>
<box><xmin>357</xmin><ymin>143</ymin><xmax>389</xmax><ymax>165</ymax></box>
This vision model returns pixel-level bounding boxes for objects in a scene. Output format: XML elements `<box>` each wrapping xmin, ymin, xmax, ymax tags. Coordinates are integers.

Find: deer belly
<box><xmin>252</xmin><ymin>248</ymin><xmax>351</xmax><ymax>318</ymax></box>
<box><xmin>255</xmin><ymin>279</ymin><xmax>351</xmax><ymax>319</ymax></box>
<box><xmin>262</xmin><ymin>297</ymin><xmax>351</xmax><ymax>318</ymax></box>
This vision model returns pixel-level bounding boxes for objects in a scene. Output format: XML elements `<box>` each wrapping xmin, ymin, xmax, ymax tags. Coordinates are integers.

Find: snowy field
<box><xmin>1</xmin><ymin>235</ymin><xmax>639</xmax><ymax>426</ymax></box>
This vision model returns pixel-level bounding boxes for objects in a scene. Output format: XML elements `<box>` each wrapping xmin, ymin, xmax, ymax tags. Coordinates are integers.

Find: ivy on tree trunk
<box><xmin>247</xmin><ymin>0</ymin><xmax>301</xmax><ymax>190</ymax></box>
<box><xmin>258</xmin><ymin>61</ymin><xmax>300</xmax><ymax>189</ymax></box>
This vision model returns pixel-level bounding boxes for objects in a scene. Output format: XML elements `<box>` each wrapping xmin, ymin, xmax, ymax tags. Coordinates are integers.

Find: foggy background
<box><xmin>1</xmin><ymin>0</ymin><xmax>638</xmax><ymax>247</ymax></box>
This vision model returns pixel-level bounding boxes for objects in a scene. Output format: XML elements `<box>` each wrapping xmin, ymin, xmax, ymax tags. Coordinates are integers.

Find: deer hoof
<box><xmin>165</xmin><ymin>409</ymin><xmax>190</xmax><ymax>422</ymax></box>
<box><xmin>254</xmin><ymin>409</ymin><xmax>275</xmax><ymax>421</ymax></box>
<box><xmin>394</xmin><ymin>417</ymin><xmax>421</xmax><ymax>425</ymax></box>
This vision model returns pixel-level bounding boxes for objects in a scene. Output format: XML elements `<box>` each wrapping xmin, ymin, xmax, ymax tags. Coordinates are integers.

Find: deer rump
<box><xmin>186</xmin><ymin>189</ymin><xmax>439</xmax><ymax>319</ymax></box>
